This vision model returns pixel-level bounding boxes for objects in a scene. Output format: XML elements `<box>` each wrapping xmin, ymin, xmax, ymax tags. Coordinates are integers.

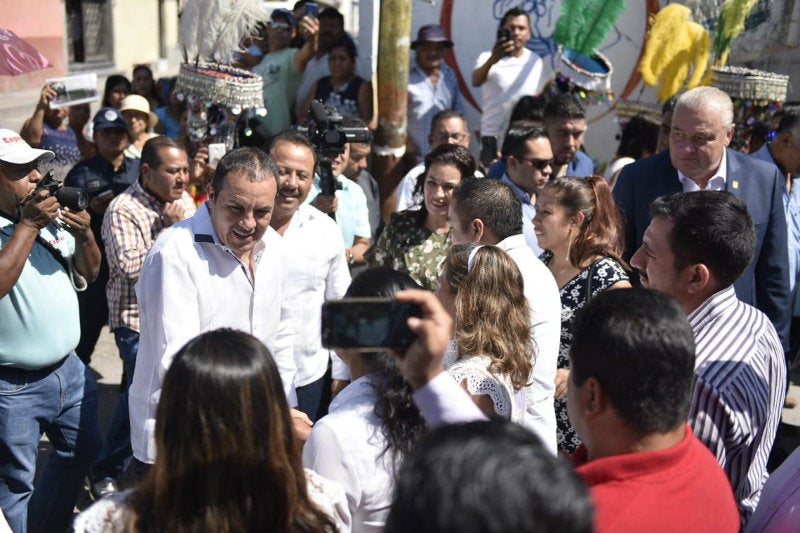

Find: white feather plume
<box><xmin>179</xmin><ymin>0</ymin><xmax>265</xmax><ymax>65</ymax></box>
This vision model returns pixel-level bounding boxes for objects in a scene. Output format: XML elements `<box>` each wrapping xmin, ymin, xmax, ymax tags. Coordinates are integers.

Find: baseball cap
<box><xmin>93</xmin><ymin>107</ymin><xmax>128</xmax><ymax>131</ymax></box>
<box><xmin>0</xmin><ymin>129</ymin><xmax>55</xmax><ymax>165</ymax></box>
<box><xmin>271</xmin><ymin>8</ymin><xmax>297</xmax><ymax>27</ymax></box>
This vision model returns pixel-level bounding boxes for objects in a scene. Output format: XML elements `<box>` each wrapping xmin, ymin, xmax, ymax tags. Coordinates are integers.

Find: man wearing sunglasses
<box><xmin>500</xmin><ymin>124</ymin><xmax>553</xmax><ymax>254</ymax></box>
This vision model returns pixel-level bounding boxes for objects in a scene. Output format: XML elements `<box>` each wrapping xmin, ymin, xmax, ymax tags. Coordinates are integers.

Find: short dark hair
<box><xmin>650</xmin><ymin>191</ymin><xmax>755</xmax><ymax>289</ymax></box>
<box><xmin>140</xmin><ymin>136</ymin><xmax>185</xmax><ymax>171</ymax></box>
<box><xmin>499</xmin><ymin>7</ymin><xmax>530</xmax><ymax>28</ymax></box>
<box><xmin>430</xmin><ymin>109</ymin><xmax>466</xmax><ymax>132</ymax></box>
<box><xmin>617</xmin><ymin>113</ymin><xmax>660</xmax><ymax>159</ymax></box>
<box><xmin>452</xmin><ymin>179</ymin><xmax>522</xmax><ymax>241</ymax></box>
<box><xmin>386</xmin><ymin>421</ymin><xmax>593</xmax><ymax>533</ymax></box>
<box><xmin>269</xmin><ymin>129</ymin><xmax>318</xmax><ymax>166</ymax></box>
<box><xmin>543</xmin><ymin>94</ymin><xmax>586</xmax><ymax>121</ymax></box>
<box><xmin>330</xmin><ymin>33</ymin><xmax>357</xmax><ymax>59</ymax></box>
<box><xmin>776</xmin><ymin>108</ymin><xmax>800</xmax><ymax>135</ymax></box>
<box><xmin>318</xmin><ymin>6</ymin><xmax>344</xmax><ymax>25</ymax></box>
<box><xmin>211</xmin><ymin>147</ymin><xmax>279</xmax><ymax>194</ymax></box>
<box><xmin>501</xmin><ymin>125</ymin><xmax>548</xmax><ymax>158</ymax></box>
<box><xmin>571</xmin><ymin>288</ymin><xmax>696</xmax><ymax>434</ymax></box>
<box><xmin>509</xmin><ymin>95</ymin><xmax>546</xmax><ymax>124</ymax></box>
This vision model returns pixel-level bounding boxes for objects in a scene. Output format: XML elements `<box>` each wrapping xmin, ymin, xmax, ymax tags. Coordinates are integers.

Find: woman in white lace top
<box><xmin>436</xmin><ymin>244</ymin><xmax>533</xmax><ymax>422</ymax></box>
<box><xmin>74</xmin><ymin>329</ymin><xmax>350</xmax><ymax>533</ymax></box>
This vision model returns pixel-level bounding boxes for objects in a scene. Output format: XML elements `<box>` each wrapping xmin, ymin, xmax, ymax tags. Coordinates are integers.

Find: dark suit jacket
<box><xmin>613</xmin><ymin>149</ymin><xmax>791</xmax><ymax>351</ymax></box>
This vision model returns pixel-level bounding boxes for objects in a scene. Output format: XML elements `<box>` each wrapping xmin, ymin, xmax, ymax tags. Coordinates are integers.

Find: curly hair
<box><xmin>345</xmin><ymin>267</ymin><xmax>427</xmax><ymax>466</ymax></box>
<box><xmin>441</xmin><ymin>244</ymin><xmax>533</xmax><ymax>390</ymax></box>
<box><xmin>543</xmin><ymin>175</ymin><xmax>628</xmax><ymax>270</ymax></box>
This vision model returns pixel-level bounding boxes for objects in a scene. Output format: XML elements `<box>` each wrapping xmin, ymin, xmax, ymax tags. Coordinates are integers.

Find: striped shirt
<box><xmin>101</xmin><ymin>180</ymin><xmax>196</xmax><ymax>332</ymax></box>
<box><xmin>688</xmin><ymin>286</ymin><xmax>786</xmax><ymax>525</ymax></box>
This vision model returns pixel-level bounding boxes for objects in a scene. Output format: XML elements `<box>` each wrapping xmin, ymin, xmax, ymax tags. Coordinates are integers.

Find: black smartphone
<box><xmin>304</xmin><ymin>2</ymin><xmax>318</xmax><ymax>18</ymax></box>
<box><xmin>497</xmin><ymin>27</ymin><xmax>511</xmax><ymax>42</ymax></box>
<box><xmin>321</xmin><ymin>298</ymin><xmax>422</xmax><ymax>350</ymax></box>
<box><xmin>480</xmin><ymin>136</ymin><xmax>498</xmax><ymax>169</ymax></box>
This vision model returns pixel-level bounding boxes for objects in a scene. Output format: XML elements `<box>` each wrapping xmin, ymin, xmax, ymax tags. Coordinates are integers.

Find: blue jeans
<box><xmin>91</xmin><ymin>327</ymin><xmax>138</xmax><ymax>481</ymax></box>
<box><xmin>0</xmin><ymin>352</ymin><xmax>101</xmax><ymax>533</ymax></box>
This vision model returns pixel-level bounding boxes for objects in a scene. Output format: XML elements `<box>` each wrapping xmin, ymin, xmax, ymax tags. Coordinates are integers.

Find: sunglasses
<box><xmin>517</xmin><ymin>157</ymin><xmax>554</xmax><ymax>170</ymax></box>
<box><xmin>268</xmin><ymin>21</ymin><xmax>292</xmax><ymax>30</ymax></box>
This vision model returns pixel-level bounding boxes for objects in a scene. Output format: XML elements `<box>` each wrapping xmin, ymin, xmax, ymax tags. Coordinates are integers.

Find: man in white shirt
<box><xmin>129</xmin><ymin>147</ymin><xmax>296</xmax><ymax>464</ymax></box>
<box><xmin>472</xmin><ymin>7</ymin><xmax>543</xmax><ymax>148</ymax></box>
<box><xmin>449</xmin><ymin>178</ymin><xmax>561</xmax><ymax>453</ymax></box>
<box><xmin>269</xmin><ymin>131</ymin><xmax>351</xmax><ymax>421</ymax></box>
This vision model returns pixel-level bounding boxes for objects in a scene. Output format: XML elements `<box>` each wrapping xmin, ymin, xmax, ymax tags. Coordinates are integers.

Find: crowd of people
<box><xmin>1</xmin><ymin>3</ymin><xmax>800</xmax><ymax>533</ymax></box>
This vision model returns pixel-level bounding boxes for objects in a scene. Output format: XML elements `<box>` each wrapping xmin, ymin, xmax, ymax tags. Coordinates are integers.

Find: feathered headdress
<box><xmin>638</xmin><ymin>4</ymin><xmax>710</xmax><ymax>102</ymax></box>
<box><xmin>552</xmin><ymin>0</ymin><xmax>626</xmax><ymax>57</ymax></box>
<box><xmin>712</xmin><ymin>0</ymin><xmax>759</xmax><ymax>66</ymax></box>
<box><xmin>179</xmin><ymin>0</ymin><xmax>264</xmax><ymax>65</ymax></box>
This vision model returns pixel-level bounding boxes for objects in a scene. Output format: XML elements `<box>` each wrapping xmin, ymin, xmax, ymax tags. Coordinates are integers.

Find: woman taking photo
<box><xmin>304</xmin><ymin>267</ymin><xmax>426</xmax><ymax>533</ymax></box>
<box><xmin>367</xmin><ymin>144</ymin><xmax>476</xmax><ymax>290</ymax></box>
<box><xmin>436</xmin><ymin>244</ymin><xmax>532</xmax><ymax>422</ymax></box>
<box><xmin>299</xmin><ymin>35</ymin><xmax>372</xmax><ymax>124</ymax></box>
<box><xmin>533</xmin><ymin>175</ymin><xmax>631</xmax><ymax>454</ymax></box>
<box><xmin>74</xmin><ymin>329</ymin><xmax>349</xmax><ymax>533</ymax></box>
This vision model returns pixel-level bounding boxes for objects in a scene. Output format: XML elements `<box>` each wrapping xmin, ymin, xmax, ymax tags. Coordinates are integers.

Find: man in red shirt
<box><xmin>567</xmin><ymin>288</ymin><xmax>739</xmax><ymax>533</ymax></box>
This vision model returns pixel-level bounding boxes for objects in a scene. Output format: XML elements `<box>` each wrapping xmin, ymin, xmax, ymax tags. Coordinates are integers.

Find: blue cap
<box><xmin>93</xmin><ymin>107</ymin><xmax>127</xmax><ymax>131</ymax></box>
<box><xmin>271</xmin><ymin>8</ymin><xmax>297</xmax><ymax>27</ymax></box>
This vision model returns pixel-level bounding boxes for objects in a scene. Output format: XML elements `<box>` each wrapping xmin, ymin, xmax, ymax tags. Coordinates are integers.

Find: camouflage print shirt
<box><xmin>365</xmin><ymin>209</ymin><xmax>450</xmax><ymax>290</ymax></box>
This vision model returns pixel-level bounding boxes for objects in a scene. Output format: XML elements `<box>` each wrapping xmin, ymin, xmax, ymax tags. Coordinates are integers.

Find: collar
<box><xmin>496</xmin><ymin>233</ymin><xmax>527</xmax><ymax>252</ymax></box>
<box><xmin>327</xmin><ymin>374</ymin><xmax>376</xmax><ymax>413</ymax></box>
<box><xmin>501</xmin><ymin>173</ymin><xmax>532</xmax><ymax>205</ymax></box>
<box><xmin>677</xmin><ymin>149</ymin><xmax>727</xmax><ymax>191</ymax></box>
<box><xmin>574</xmin><ymin>424</ymin><xmax>694</xmax><ymax>485</ymax></box>
<box><xmin>129</xmin><ymin>179</ymin><xmax>164</xmax><ymax>212</ymax></box>
<box><xmin>686</xmin><ymin>285</ymin><xmax>738</xmax><ymax>331</ymax></box>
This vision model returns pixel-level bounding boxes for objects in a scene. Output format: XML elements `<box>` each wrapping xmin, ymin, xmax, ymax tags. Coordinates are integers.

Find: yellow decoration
<box><xmin>638</xmin><ymin>4</ymin><xmax>711</xmax><ymax>102</ymax></box>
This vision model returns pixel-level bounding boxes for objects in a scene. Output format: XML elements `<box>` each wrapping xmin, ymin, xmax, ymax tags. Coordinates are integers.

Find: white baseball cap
<box><xmin>0</xmin><ymin>129</ymin><xmax>55</xmax><ymax>165</ymax></box>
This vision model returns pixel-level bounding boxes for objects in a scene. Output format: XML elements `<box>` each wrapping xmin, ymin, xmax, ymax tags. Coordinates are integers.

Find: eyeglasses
<box><xmin>433</xmin><ymin>132</ymin><xmax>468</xmax><ymax>143</ymax></box>
<box><xmin>268</xmin><ymin>21</ymin><xmax>291</xmax><ymax>30</ymax></box>
<box><xmin>517</xmin><ymin>157</ymin><xmax>553</xmax><ymax>170</ymax></box>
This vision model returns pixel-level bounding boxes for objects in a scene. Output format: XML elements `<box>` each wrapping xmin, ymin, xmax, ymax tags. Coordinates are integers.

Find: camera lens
<box><xmin>56</xmin><ymin>187</ymin><xmax>89</xmax><ymax>211</ymax></box>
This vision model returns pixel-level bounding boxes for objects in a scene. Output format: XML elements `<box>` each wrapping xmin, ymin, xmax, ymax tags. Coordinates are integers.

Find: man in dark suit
<box><xmin>614</xmin><ymin>86</ymin><xmax>790</xmax><ymax>353</ymax></box>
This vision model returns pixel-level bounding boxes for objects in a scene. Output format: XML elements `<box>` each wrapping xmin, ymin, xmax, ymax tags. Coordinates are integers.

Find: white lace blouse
<box><xmin>72</xmin><ymin>469</ymin><xmax>351</xmax><ymax>533</ymax></box>
<box><xmin>444</xmin><ymin>341</ymin><xmax>526</xmax><ymax>423</ymax></box>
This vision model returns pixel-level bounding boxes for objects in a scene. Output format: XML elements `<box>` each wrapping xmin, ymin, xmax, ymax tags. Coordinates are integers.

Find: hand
<box><xmin>58</xmin><ymin>207</ymin><xmax>92</xmax><ymax>239</ymax></box>
<box><xmin>190</xmin><ymin>145</ymin><xmax>209</xmax><ymax>185</ymax></box>
<box><xmin>38</xmin><ymin>83</ymin><xmax>58</xmax><ymax>110</ymax></box>
<box><xmin>311</xmin><ymin>194</ymin><xmax>338</xmax><ymax>214</ymax></box>
<box><xmin>88</xmin><ymin>192</ymin><xmax>113</xmax><ymax>215</ymax></box>
<box><xmin>19</xmin><ymin>189</ymin><xmax>60</xmax><ymax>230</ymax></box>
<box><xmin>331</xmin><ymin>379</ymin><xmax>349</xmax><ymax>399</ymax></box>
<box><xmin>389</xmin><ymin>289</ymin><xmax>453</xmax><ymax>389</ymax></box>
<box><xmin>298</xmin><ymin>15</ymin><xmax>319</xmax><ymax>41</ymax></box>
<box><xmin>290</xmin><ymin>408</ymin><xmax>313</xmax><ymax>444</ymax></box>
<box><xmin>555</xmin><ymin>368</ymin><xmax>570</xmax><ymax>399</ymax></box>
<box><xmin>490</xmin><ymin>36</ymin><xmax>515</xmax><ymax>61</ymax></box>
<box><xmin>161</xmin><ymin>201</ymin><xmax>186</xmax><ymax>227</ymax></box>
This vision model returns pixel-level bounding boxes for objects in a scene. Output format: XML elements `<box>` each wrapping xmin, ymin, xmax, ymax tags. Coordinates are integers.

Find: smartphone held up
<box><xmin>321</xmin><ymin>298</ymin><xmax>422</xmax><ymax>350</ymax></box>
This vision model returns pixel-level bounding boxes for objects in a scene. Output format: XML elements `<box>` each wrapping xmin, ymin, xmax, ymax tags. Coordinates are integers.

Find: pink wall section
<box><xmin>0</xmin><ymin>0</ymin><xmax>66</xmax><ymax>93</ymax></box>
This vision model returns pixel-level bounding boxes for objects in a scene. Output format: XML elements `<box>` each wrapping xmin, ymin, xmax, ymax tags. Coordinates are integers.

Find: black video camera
<box><xmin>299</xmin><ymin>100</ymin><xmax>371</xmax><ymax>196</ymax></box>
<box><xmin>34</xmin><ymin>171</ymin><xmax>89</xmax><ymax>211</ymax></box>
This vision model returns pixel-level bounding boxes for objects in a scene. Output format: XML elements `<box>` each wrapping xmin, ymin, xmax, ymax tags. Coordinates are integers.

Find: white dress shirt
<box><xmin>281</xmin><ymin>204</ymin><xmax>351</xmax><ymax>387</ymax></box>
<box><xmin>303</xmin><ymin>375</ymin><xmax>395</xmax><ymax>533</ymax></box>
<box><xmin>498</xmin><ymin>234</ymin><xmax>560</xmax><ymax>454</ymax></box>
<box><xmin>129</xmin><ymin>203</ymin><xmax>296</xmax><ymax>463</ymax></box>
<box><xmin>678</xmin><ymin>149</ymin><xmax>728</xmax><ymax>191</ymax></box>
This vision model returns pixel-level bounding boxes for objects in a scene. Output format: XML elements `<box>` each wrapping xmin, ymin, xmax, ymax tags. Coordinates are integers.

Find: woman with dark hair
<box><xmin>304</xmin><ymin>267</ymin><xmax>426</xmax><ymax>533</ymax></box>
<box><xmin>299</xmin><ymin>35</ymin><xmax>373</xmax><ymax>124</ymax></box>
<box><xmin>153</xmin><ymin>77</ymin><xmax>185</xmax><ymax>138</ymax></box>
<box><xmin>532</xmin><ymin>175</ymin><xmax>631</xmax><ymax>454</ymax></box>
<box><xmin>604</xmin><ymin>113</ymin><xmax>659</xmax><ymax>186</ymax></box>
<box><xmin>102</xmin><ymin>75</ymin><xmax>132</xmax><ymax>109</ymax></box>
<box><xmin>366</xmin><ymin>144</ymin><xmax>476</xmax><ymax>289</ymax></box>
<box><xmin>132</xmin><ymin>65</ymin><xmax>162</xmax><ymax>110</ymax></box>
<box><xmin>436</xmin><ymin>244</ymin><xmax>532</xmax><ymax>422</ymax></box>
<box><xmin>74</xmin><ymin>329</ymin><xmax>350</xmax><ymax>533</ymax></box>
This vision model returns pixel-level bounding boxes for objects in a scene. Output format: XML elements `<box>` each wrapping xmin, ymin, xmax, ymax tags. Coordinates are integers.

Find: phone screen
<box><xmin>304</xmin><ymin>2</ymin><xmax>318</xmax><ymax>18</ymax></box>
<box><xmin>480</xmin><ymin>136</ymin><xmax>498</xmax><ymax>168</ymax></box>
<box><xmin>321</xmin><ymin>298</ymin><xmax>422</xmax><ymax>350</ymax></box>
<box><xmin>497</xmin><ymin>27</ymin><xmax>511</xmax><ymax>42</ymax></box>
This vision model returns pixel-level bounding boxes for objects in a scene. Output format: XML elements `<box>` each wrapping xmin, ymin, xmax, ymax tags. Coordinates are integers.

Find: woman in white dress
<box><xmin>304</xmin><ymin>267</ymin><xmax>427</xmax><ymax>533</ymax></box>
<box><xmin>74</xmin><ymin>329</ymin><xmax>349</xmax><ymax>533</ymax></box>
<box><xmin>436</xmin><ymin>244</ymin><xmax>533</xmax><ymax>422</ymax></box>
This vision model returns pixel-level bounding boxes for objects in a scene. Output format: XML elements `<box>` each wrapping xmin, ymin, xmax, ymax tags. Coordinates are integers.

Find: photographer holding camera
<box><xmin>0</xmin><ymin>130</ymin><xmax>102</xmax><ymax>533</ymax></box>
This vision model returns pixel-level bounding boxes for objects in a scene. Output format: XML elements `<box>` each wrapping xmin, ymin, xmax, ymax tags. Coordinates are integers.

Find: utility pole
<box><xmin>372</xmin><ymin>0</ymin><xmax>412</xmax><ymax>221</ymax></box>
